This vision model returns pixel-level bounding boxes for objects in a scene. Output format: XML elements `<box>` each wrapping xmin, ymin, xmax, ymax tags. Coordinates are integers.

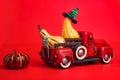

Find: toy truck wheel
<box><xmin>42</xmin><ymin>57</ymin><xmax>52</xmax><ymax>65</ymax></box>
<box><xmin>59</xmin><ymin>57</ymin><xmax>71</xmax><ymax>69</ymax></box>
<box><xmin>74</xmin><ymin>45</ymin><xmax>87</xmax><ymax>60</ymax></box>
<box><xmin>102</xmin><ymin>54</ymin><xmax>112</xmax><ymax>64</ymax></box>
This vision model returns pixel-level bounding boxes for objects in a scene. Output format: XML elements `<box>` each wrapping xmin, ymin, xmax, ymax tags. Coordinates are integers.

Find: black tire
<box><xmin>59</xmin><ymin>57</ymin><xmax>71</xmax><ymax>69</ymax></box>
<box><xmin>102</xmin><ymin>54</ymin><xmax>112</xmax><ymax>64</ymax></box>
<box><xmin>42</xmin><ymin>57</ymin><xmax>52</xmax><ymax>65</ymax></box>
<box><xmin>74</xmin><ymin>44</ymin><xmax>87</xmax><ymax>60</ymax></box>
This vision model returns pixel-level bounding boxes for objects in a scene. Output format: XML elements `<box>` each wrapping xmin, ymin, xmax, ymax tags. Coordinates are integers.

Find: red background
<box><xmin>0</xmin><ymin>0</ymin><xmax>120</xmax><ymax>80</ymax></box>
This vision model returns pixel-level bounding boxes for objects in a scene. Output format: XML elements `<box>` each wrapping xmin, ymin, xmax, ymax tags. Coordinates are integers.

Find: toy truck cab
<box><xmin>39</xmin><ymin>31</ymin><xmax>113</xmax><ymax>69</ymax></box>
<box><xmin>78</xmin><ymin>31</ymin><xmax>113</xmax><ymax>60</ymax></box>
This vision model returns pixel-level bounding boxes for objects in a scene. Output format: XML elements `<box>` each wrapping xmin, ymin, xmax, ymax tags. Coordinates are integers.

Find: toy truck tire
<box><xmin>74</xmin><ymin>45</ymin><xmax>87</xmax><ymax>60</ymax></box>
<box><xmin>59</xmin><ymin>57</ymin><xmax>72</xmax><ymax>69</ymax></box>
<box><xmin>102</xmin><ymin>53</ymin><xmax>112</xmax><ymax>64</ymax></box>
<box><xmin>41</xmin><ymin>57</ymin><xmax>52</xmax><ymax>65</ymax></box>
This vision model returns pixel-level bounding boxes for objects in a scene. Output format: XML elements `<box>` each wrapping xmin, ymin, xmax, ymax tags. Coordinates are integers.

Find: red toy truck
<box><xmin>39</xmin><ymin>31</ymin><xmax>113</xmax><ymax>69</ymax></box>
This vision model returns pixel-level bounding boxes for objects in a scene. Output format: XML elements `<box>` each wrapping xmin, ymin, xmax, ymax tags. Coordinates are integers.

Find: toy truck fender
<box><xmin>98</xmin><ymin>46</ymin><xmax>113</xmax><ymax>58</ymax></box>
<box><xmin>53</xmin><ymin>48</ymin><xmax>74</xmax><ymax>64</ymax></box>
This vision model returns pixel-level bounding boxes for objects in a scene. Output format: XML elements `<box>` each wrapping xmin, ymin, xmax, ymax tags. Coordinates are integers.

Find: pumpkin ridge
<box><xmin>11</xmin><ymin>54</ymin><xmax>14</xmax><ymax>68</ymax></box>
<box><xmin>19</xmin><ymin>53</ymin><xmax>22</xmax><ymax>68</ymax></box>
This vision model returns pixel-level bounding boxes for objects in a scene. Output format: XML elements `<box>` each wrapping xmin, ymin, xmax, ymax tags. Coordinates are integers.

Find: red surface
<box><xmin>0</xmin><ymin>0</ymin><xmax>120</xmax><ymax>80</ymax></box>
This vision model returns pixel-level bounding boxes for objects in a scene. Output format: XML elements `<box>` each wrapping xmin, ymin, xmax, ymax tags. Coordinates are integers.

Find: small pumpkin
<box><xmin>4</xmin><ymin>50</ymin><xmax>30</xmax><ymax>69</ymax></box>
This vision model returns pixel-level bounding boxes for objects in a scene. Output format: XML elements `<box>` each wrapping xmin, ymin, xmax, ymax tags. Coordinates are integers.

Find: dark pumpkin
<box><xmin>4</xmin><ymin>50</ymin><xmax>30</xmax><ymax>69</ymax></box>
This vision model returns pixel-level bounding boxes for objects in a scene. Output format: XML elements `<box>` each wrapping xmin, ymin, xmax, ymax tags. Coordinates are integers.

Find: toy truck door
<box><xmin>86</xmin><ymin>33</ymin><xmax>96</xmax><ymax>57</ymax></box>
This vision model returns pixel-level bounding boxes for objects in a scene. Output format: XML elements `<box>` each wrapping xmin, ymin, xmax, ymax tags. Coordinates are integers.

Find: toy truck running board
<box><xmin>74</xmin><ymin>58</ymin><xmax>101</xmax><ymax>63</ymax></box>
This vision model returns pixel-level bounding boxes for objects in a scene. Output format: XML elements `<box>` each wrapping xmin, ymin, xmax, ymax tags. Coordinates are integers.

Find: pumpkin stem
<box><xmin>13</xmin><ymin>50</ymin><xmax>17</xmax><ymax>54</ymax></box>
